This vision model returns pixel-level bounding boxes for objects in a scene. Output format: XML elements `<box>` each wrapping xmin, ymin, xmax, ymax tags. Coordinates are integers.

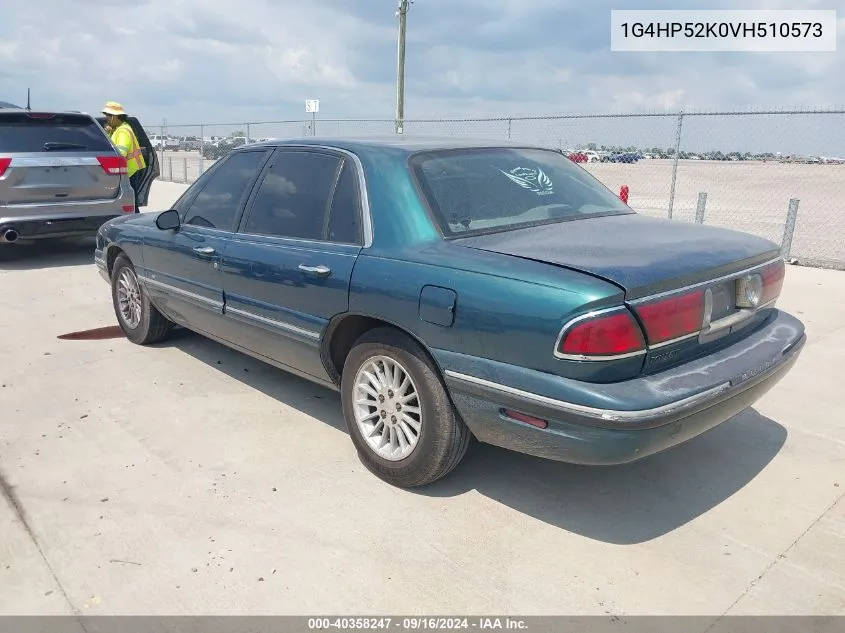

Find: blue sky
<box><xmin>1</xmin><ymin>0</ymin><xmax>843</xmax><ymax>154</ymax></box>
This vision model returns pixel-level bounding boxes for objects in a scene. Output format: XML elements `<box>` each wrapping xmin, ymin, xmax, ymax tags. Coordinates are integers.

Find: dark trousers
<box><xmin>129</xmin><ymin>170</ymin><xmax>144</xmax><ymax>213</ymax></box>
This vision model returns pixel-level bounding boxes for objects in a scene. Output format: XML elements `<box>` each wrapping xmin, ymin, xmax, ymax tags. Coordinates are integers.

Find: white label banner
<box><xmin>610</xmin><ymin>10</ymin><xmax>837</xmax><ymax>52</ymax></box>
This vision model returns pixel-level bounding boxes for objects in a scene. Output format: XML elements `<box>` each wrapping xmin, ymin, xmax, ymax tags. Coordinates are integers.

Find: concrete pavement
<box><xmin>0</xmin><ymin>179</ymin><xmax>843</xmax><ymax>616</ymax></box>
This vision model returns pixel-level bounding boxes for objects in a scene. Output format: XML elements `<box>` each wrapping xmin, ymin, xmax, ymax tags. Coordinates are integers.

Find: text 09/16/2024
<box><xmin>610</xmin><ymin>9</ymin><xmax>837</xmax><ymax>52</ymax></box>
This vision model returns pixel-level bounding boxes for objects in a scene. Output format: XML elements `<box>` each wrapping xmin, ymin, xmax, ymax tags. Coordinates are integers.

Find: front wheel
<box><xmin>110</xmin><ymin>254</ymin><xmax>173</xmax><ymax>345</ymax></box>
<box><xmin>341</xmin><ymin>327</ymin><xmax>471</xmax><ymax>488</ymax></box>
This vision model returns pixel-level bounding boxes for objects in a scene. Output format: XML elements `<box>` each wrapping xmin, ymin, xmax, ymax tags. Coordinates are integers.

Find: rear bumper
<box><xmin>0</xmin><ymin>214</ymin><xmax>122</xmax><ymax>241</ymax></box>
<box><xmin>438</xmin><ymin>309</ymin><xmax>805</xmax><ymax>465</ymax></box>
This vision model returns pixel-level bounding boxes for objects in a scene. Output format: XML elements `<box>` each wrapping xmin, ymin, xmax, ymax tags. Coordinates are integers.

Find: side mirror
<box><xmin>155</xmin><ymin>209</ymin><xmax>180</xmax><ymax>231</ymax></box>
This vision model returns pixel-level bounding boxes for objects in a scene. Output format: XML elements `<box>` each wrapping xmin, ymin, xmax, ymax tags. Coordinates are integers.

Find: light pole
<box><xmin>395</xmin><ymin>0</ymin><xmax>412</xmax><ymax>134</ymax></box>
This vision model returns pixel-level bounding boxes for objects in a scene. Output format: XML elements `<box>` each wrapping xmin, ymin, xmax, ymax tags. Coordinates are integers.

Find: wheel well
<box><xmin>106</xmin><ymin>245</ymin><xmax>125</xmax><ymax>277</ymax></box>
<box><xmin>324</xmin><ymin>315</ymin><xmax>438</xmax><ymax>385</ymax></box>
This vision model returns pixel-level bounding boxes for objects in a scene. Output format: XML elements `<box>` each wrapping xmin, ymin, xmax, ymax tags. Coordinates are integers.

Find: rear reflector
<box><xmin>97</xmin><ymin>155</ymin><xmax>128</xmax><ymax>175</ymax></box>
<box><xmin>557</xmin><ymin>309</ymin><xmax>646</xmax><ymax>358</ymax></box>
<box><xmin>633</xmin><ymin>289</ymin><xmax>705</xmax><ymax>345</ymax></box>
<box><xmin>122</xmin><ymin>205</ymin><xmax>135</xmax><ymax>214</ymax></box>
<box><xmin>502</xmin><ymin>409</ymin><xmax>548</xmax><ymax>429</ymax></box>
<box><xmin>0</xmin><ymin>157</ymin><xmax>11</xmax><ymax>178</ymax></box>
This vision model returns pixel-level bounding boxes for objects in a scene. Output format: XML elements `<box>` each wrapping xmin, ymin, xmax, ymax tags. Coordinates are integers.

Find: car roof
<box><xmin>241</xmin><ymin>135</ymin><xmax>548</xmax><ymax>155</ymax></box>
<box><xmin>0</xmin><ymin>108</ymin><xmax>94</xmax><ymax>117</ymax></box>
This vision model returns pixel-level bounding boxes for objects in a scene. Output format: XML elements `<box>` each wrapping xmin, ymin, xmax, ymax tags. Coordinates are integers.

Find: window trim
<box><xmin>406</xmin><ymin>146</ymin><xmax>635</xmax><ymax>240</ymax></box>
<box><xmin>180</xmin><ymin>149</ymin><xmax>272</xmax><ymax>233</ymax></box>
<box><xmin>235</xmin><ymin>146</ymin><xmax>366</xmax><ymax>247</ymax></box>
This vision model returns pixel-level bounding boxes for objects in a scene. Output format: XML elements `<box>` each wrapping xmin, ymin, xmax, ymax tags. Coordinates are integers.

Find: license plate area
<box><xmin>22</xmin><ymin>167</ymin><xmax>85</xmax><ymax>186</ymax></box>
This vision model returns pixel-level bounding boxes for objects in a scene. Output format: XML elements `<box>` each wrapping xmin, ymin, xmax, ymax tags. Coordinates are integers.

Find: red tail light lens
<box><xmin>0</xmin><ymin>157</ymin><xmax>11</xmax><ymax>177</ymax></box>
<box><xmin>634</xmin><ymin>289</ymin><xmax>705</xmax><ymax>345</ymax></box>
<box><xmin>761</xmin><ymin>259</ymin><xmax>785</xmax><ymax>305</ymax></box>
<box><xmin>26</xmin><ymin>112</ymin><xmax>57</xmax><ymax>119</ymax></box>
<box><xmin>557</xmin><ymin>309</ymin><xmax>646</xmax><ymax>358</ymax></box>
<box><xmin>97</xmin><ymin>155</ymin><xmax>128</xmax><ymax>175</ymax></box>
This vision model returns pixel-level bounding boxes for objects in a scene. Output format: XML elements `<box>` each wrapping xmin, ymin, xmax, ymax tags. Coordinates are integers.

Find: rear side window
<box><xmin>0</xmin><ymin>113</ymin><xmax>114</xmax><ymax>153</ymax></box>
<box><xmin>241</xmin><ymin>150</ymin><xmax>343</xmax><ymax>241</ymax></box>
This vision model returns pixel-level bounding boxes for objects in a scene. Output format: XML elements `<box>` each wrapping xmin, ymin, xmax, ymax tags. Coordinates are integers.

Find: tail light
<box><xmin>0</xmin><ymin>157</ymin><xmax>11</xmax><ymax>178</ymax></box>
<box><xmin>97</xmin><ymin>155</ymin><xmax>128</xmax><ymax>175</ymax></box>
<box><xmin>556</xmin><ymin>308</ymin><xmax>646</xmax><ymax>359</ymax></box>
<box><xmin>633</xmin><ymin>289</ymin><xmax>705</xmax><ymax>346</ymax></box>
<box><xmin>760</xmin><ymin>259</ymin><xmax>785</xmax><ymax>305</ymax></box>
<box><xmin>26</xmin><ymin>112</ymin><xmax>57</xmax><ymax>119</ymax></box>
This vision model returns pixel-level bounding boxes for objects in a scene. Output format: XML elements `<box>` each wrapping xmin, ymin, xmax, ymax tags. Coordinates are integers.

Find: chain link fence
<box><xmin>150</xmin><ymin>108</ymin><xmax>845</xmax><ymax>270</ymax></box>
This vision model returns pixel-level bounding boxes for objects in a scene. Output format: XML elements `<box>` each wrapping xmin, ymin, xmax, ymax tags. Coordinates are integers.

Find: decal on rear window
<box><xmin>498</xmin><ymin>166</ymin><xmax>554</xmax><ymax>196</ymax></box>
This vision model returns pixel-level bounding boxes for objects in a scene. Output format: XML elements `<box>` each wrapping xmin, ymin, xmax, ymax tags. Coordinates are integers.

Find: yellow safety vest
<box><xmin>110</xmin><ymin>122</ymin><xmax>146</xmax><ymax>177</ymax></box>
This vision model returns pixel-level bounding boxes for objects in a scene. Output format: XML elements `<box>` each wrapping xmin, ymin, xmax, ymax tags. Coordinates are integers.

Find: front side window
<box><xmin>182</xmin><ymin>150</ymin><xmax>267</xmax><ymax>231</ymax></box>
<box><xmin>409</xmin><ymin>147</ymin><xmax>633</xmax><ymax>237</ymax></box>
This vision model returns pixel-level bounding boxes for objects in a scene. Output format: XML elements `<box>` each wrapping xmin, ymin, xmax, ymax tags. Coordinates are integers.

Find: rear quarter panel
<box><xmin>348</xmin><ymin>241</ymin><xmax>641</xmax><ymax>383</ymax></box>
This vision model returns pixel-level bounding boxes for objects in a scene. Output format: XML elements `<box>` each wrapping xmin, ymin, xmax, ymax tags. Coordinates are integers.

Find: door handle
<box><xmin>193</xmin><ymin>246</ymin><xmax>215</xmax><ymax>255</ymax></box>
<box><xmin>298</xmin><ymin>264</ymin><xmax>331</xmax><ymax>276</ymax></box>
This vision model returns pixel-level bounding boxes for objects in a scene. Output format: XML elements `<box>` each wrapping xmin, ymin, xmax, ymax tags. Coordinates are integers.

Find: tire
<box><xmin>110</xmin><ymin>253</ymin><xmax>173</xmax><ymax>345</ymax></box>
<box><xmin>340</xmin><ymin>327</ymin><xmax>471</xmax><ymax>488</ymax></box>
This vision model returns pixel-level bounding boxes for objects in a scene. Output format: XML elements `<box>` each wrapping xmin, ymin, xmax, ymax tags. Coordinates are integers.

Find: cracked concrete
<box><xmin>0</xmin><ymin>180</ymin><xmax>843</xmax><ymax>616</ymax></box>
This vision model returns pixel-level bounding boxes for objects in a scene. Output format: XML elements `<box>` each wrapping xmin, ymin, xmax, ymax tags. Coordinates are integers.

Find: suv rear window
<box><xmin>409</xmin><ymin>147</ymin><xmax>633</xmax><ymax>237</ymax></box>
<box><xmin>0</xmin><ymin>112</ymin><xmax>113</xmax><ymax>153</ymax></box>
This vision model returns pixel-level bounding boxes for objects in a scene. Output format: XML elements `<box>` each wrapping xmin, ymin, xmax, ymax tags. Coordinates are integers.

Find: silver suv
<box><xmin>0</xmin><ymin>109</ymin><xmax>158</xmax><ymax>244</ymax></box>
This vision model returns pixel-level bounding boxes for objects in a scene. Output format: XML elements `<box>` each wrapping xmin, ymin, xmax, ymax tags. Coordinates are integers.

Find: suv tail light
<box><xmin>556</xmin><ymin>309</ymin><xmax>646</xmax><ymax>359</ymax></box>
<box><xmin>97</xmin><ymin>155</ymin><xmax>128</xmax><ymax>175</ymax></box>
<box><xmin>632</xmin><ymin>289</ymin><xmax>705</xmax><ymax>346</ymax></box>
<box><xmin>0</xmin><ymin>157</ymin><xmax>11</xmax><ymax>178</ymax></box>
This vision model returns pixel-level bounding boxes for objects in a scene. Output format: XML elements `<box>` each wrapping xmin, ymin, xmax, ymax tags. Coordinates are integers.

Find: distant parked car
<box><xmin>94</xmin><ymin>137</ymin><xmax>806</xmax><ymax>488</ymax></box>
<box><xmin>602</xmin><ymin>152</ymin><xmax>640</xmax><ymax>164</ymax></box>
<box><xmin>149</xmin><ymin>135</ymin><xmax>179</xmax><ymax>151</ymax></box>
<box><xmin>566</xmin><ymin>151</ymin><xmax>588</xmax><ymax>163</ymax></box>
<box><xmin>0</xmin><ymin>109</ymin><xmax>159</xmax><ymax>244</ymax></box>
<box><xmin>178</xmin><ymin>136</ymin><xmax>202</xmax><ymax>151</ymax></box>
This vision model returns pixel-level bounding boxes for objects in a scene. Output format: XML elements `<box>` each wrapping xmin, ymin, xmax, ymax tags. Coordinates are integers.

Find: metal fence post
<box><xmin>781</xmin><ymin>198</ymin><xmax>799</xmax><ymax>260</ymax></box>
<box><xmin>182</xmin><ymin>158</ymin><xmax>187</xmax><ymax>183</ymax></box>
<box><xmin>167</xmin><ymin>156</ymin><xmax>173</xmax><ymax>181</ymax></box>
<box><xmin>159</xmin><ymin>125</ymin><xmax>165</xmax><ymax>180</ymax></box>
<box><xmin>198</xmin><ymin>123</ymin><xmax>204</xmax><ymax>177</ymax></box>
<box><xmin>506</xmin><ymin>118</ymin><xmax>512</xmax><ymax>140</ymax></box>
<box><xmin>695</xmin><ymin>192</ymin><xmax>707</xmax><ymax>224</ymax></box>
<box><xmin>667</xmin><ymin>108</ymin><xmax>684</xmax><ymax>219</ymax></box>
<box><xmin>246</xmin><ymin>123</ymin><xmax>250</xmax><ymax>144</ymax></box>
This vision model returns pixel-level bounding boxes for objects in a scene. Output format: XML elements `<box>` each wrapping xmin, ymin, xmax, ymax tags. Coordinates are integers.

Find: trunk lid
<box><xmin>0</xmin><ymin>111</ymin><xmax>121</xmax><ymax>206</ymax></box>
<box><xmin>0</xmin><ymin>153</ymin><xmax>120</xmax><ymax>204</ymax></box>
<box><xmin>452</xmin><ymin>213</ymin><xmax>780</xmax><ymax>300</ymax></box>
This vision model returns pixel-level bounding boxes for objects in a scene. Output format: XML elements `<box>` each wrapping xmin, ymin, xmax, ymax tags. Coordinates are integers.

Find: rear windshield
<box><xmin>0</xmin><ymin>113</ymin><xmax>113</xmax><ymax>153</ymax></box>
<box><xmin>409</xmin><ymin>147</ymin><xmax>633</xmax><ymax>236</ymax></box>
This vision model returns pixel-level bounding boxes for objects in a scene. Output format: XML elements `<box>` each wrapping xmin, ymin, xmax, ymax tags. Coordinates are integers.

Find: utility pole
<box><xmin>395</xmin><ymin>0</ymin><xmax>412</xmax><ymax>134</ymax></box>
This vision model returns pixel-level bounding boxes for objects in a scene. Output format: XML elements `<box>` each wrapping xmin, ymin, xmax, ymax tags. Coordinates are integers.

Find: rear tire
<box><xmin>110</xmin><ymin>254</ymin><xmax>173</xmax><ymax>345</ymax></box>
<box><xmin>341</xmin><ymin>327</ymin><xmax>471</xmax><ymax>488</ymax></box>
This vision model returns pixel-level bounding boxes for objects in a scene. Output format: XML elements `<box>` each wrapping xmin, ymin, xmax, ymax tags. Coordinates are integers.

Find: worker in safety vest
<box><xmin>101</xmin><ymin>101</ymin><xmax>146</xmax><ymax>213</ymax></box>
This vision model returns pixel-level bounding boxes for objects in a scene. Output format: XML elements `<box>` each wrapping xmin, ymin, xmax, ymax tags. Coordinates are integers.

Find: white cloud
<box><xmin>0</xmin><ymin>0</ymin><xmax>842</xmax><ymax>157</ymax></box>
